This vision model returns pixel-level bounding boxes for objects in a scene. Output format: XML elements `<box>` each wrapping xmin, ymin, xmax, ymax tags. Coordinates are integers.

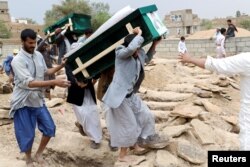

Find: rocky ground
<box><xmin>0</xmin><ymin>57</ymin><xmax>240</xmax><ymax>167</ymax></box>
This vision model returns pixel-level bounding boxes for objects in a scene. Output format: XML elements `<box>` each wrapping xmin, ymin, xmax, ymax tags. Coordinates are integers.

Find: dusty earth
<box><xmin>0</xmin><ymin>56</ymin><xmax>241</xmax><ymax>167</ymax></box>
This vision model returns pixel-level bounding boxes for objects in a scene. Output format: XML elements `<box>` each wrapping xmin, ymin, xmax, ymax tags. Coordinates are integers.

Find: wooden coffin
<box><xmin>44</xmin><ymin>13</ymin><xmax>91</xmax><ymax>43</ymax></box>
<box><xmin>66</xmin><ymin>4</ymin><xmax>167</xmax><ymax>82</ymax></box>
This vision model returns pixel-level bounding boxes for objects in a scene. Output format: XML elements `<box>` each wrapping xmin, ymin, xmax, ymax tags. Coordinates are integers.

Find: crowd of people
<box><xmin>0</xmin><ymin>17</ymin><xmax>248</xmax><ymax>167</ymax></box>
<box><xmin>1</xmin><ymin>25</ymin><xmax>170</xmax><ymax>167</ymax></box>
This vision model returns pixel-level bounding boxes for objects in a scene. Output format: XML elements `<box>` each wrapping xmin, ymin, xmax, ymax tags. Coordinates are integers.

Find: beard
<box><xmin>24</xmin><ymin>45</ymin><xmax>35</xmax><ymax>54</ymax></box>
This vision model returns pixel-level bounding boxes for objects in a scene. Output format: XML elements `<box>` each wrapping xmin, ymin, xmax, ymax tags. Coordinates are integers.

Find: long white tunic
<box><xmin>215</xmin><ymin>33</ymin><xmax>226</xmax><ymax>58</ymax></box>
<box><xmin>178</xmin><ymin>41</ymin><xmax>187</xmax><ymax>54</ymax></box>
<box><xmin>72</xmin><ymin>89</ymin><xmax>102</xmax><ymax>143</ymax></box>
<box><xmin>104</xmin><ymin>94</ymin><xmax>155</xmax><ymax>147</ymax></box>
<box><xmin>205</xmin><ymin>53</ymin><xmax>250</xmax><ymax>150</ymax></box>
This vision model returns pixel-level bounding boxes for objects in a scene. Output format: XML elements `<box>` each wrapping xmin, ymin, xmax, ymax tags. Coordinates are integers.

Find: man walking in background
<box><xmin>226</xmin><ymin>19</ymin><xmax>238</xmax><ymax>39</ymax></box>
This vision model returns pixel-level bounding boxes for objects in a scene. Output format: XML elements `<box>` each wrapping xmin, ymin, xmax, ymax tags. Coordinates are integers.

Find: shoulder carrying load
<box><xmin>66</xmin><ymin>4</ymin><xmax>168</xmax><ymax>82</ymax></box>
<box><xmin>44</xmin><ymin>13</ymin><xmax>91</xmax><ymax>43</ymax></box>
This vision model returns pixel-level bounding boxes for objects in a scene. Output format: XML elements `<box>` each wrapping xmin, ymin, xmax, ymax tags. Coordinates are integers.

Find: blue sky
<box><xmin>6</xmin><ymin>0</ymin><xmax>250</xmax><ymax>24</ymax></box>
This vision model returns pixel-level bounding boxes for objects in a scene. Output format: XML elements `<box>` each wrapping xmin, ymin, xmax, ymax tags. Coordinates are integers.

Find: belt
<box><xmin>126</xmin><ymin>92</ymin><xmax>133</xmax><ymax>98</ymax></box>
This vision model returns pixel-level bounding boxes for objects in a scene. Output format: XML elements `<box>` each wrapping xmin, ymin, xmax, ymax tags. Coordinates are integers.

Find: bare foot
<box><xmin>34</xmin><ymin>154</ymin><xmax>48</xmax><ymax>166</ymax></box>
<box><xmin>26</xmin><ymin>159</ymin><xmax>35</xmax><ymax>167</ymax></box>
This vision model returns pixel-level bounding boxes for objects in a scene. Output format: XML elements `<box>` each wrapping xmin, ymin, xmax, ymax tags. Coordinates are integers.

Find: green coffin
<box><xmin>66</xmin><ymin>4</ymin><xmax>167</xmax><ymax>82</ymax></box>
<box><xmin>44</xmin><ymin>13</ymin><xmax>91</xmax><ymax>44</ymax></box>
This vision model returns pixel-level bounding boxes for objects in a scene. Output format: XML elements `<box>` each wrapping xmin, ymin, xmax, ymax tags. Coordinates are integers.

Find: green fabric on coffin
<box><xmin>66</xmin><ymin>4</ymin><xmax>167</xmax><ymax>82</ymax></box>
<box><xmin>44</xmin><ymin>13</ymin><xmax>91</xmax><ymax>44</ymax></box>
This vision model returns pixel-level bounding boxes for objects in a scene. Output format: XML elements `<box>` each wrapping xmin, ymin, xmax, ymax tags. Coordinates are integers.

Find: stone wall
<box><xmin>1</xmin><ymin>36</ymin><xmax>250</xmax><ymax>63</ymax></box>
<box><xmin>153</xmin><ymin>37</ymin><xmax>250</xmax><ymax>58</ymax></box>
<box><xmin>0</xmin><ymin>39</ymin><xmax>21</xmax><ymax>62</ymax></box>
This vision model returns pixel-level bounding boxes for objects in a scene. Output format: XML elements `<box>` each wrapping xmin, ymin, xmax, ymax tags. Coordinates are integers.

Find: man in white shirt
<box><xmin>178</xmin><ymin>36</ymin><xmax>187</xmax><ymax>54</ymax></box>
<box><xmin>215</xmin><ymin>28</ymin><xmax>226</xmax><ymax>58</ymax></box>
<box><xmin>179</xmin><ymin>52</ymin><xmax>250</xmax><ymax>151</ymax></box>
<box><xmin>11</xmin><ymin>29</ymin><xmax>71</xmax><ymax>166</ymax></box>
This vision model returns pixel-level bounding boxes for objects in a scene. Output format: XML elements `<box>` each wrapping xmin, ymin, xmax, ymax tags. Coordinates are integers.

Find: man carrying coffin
<box><xmin>103</xmin><ymin>27</ymin><xmax>169</xmax><ymax>163</ymax></box>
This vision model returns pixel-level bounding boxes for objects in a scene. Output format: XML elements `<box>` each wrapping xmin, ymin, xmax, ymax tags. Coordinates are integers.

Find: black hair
<box><xmin>180</xmin><ymin>36</ymin><xmax>185</xmax><ymax>41</ymax></box>
<box><xmin>21</xmin><ymin>29</ymin><xmax>37</xmax><ymax>41</ymax></box>
<box><xmin>227</xmin><ymin>19</ymin><xmax>232</xmax><ymax>23</ymax></box>
<box><xmin>123</xmin><ymin>34</ymin><xmax>137</xmax><ymax>47</ymax></box>
<box><xmin>220</xmin><ymin>28</ymin><xmax>226</xmax><ymax>34</ymax></box>
<box><xmin>84</xmin><ymin>28</ymin><xmax>93</xmax><ymax>35</ymax></box>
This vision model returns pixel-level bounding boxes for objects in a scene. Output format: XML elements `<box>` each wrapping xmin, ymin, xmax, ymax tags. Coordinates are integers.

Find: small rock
<box><xmin>194</xmin><ymin>83</ymin><xmax>211</xmax><ymax>91</ymax></box>
<box><xmin>177</xmin><ymin>140</ymin><xmax>206</xmax><ymax>164</ymax></box>
<box><xmin>114</xmin><ymin>155</ymin><xmax>146</xmax><ymax>167</ymax></box>
<box><xmin>151</xmin><ymin>110</ymin><xmax>169</xmax><ymax>123</ymax></box>
<box><xmin>213</xmin><ymin>128</ymin><xmax>239</xmax><ymax>150</ymax></box>
<box><xmin>51</xmin><ymin>87</ymin><xmax>67</xmax><ymax>99</ymax></box>
<box><xmin>154</xmin><ymin>150</ymin><xmax>183</xmax><ymax>167</ymax></box>
<box><xmin>0</xmin><ymin>105</ymin><xmax>11</xmax><ymax>110</ymax></box>
<box><xmin>161</xmin><ymin>84</ymin><xmax>195</xmax><ymax>93</ymax></box>
<box><xmin>221</xmin><ymin>115</ymin><xmax>238</xmax><ymax>126</ymax></box>
<box><xmin>191</xmin><ymin>119</ymin><xmax>215</xmax><ymax>145</ymax></box>
<box><xmin>162</xmin><ymin>125</ymin><xmax>191</xmax><ymax>138</ymax></box>
<box><xmin>196</xmin><ymin>90</ymin><xmax>213</xmax><ymax>98</ymax></box>
<box><xmin>0</xmin><ymin>119</ymin><xmax>13</xmax><ymax>126</ymax></box>
<box><xmin>170</xmin><ymin>104</ymin><xmax>203</xmax><ymax>118</ymax></box>
<box><xmin>168</xmin><ymin>117</ymin><xmax>187</xmax><ymax>126</ymax></box>
<box><xmin>46</xmin><ymin>98</ymin><xmax>64</xmax><ymax>108</ymax></box>
<box><xmin>193</xmin><ymin>99</ymin><xmax>203</xmax><ymax>106</ymax></box>
<box><xmin>198</xmin><ymin>112</ymin><xmax>210</xmax><ymax>121</ymax></box>
<box><xmin>144</xmin><ymin>90</ymin><xmax>192</xmax><ymax>102</ymax></box>
<box><xmin>145</xmin><ymin>101</ymin><xmax>178</xmax><ymax>111</ymax></box>
<box><xmin>230</xmin><ymin>82</ymin><xmax>240</xmax><ymax>90</ymax></box>
<box><xmin>201</xmin><ymin>100</ymin><xmax>223</xmax><ymax>115</ymax></box>
<box><xmin>212</xmin><ymin>79</ymin><xmax>230</xmax><ymax>87</ymax></box>
<box><xmin>0</xmin><ymin>109</ymin><xmax>9</xmax><ymax>119</ymax></box>
<box><xmin>199</xmin><ymin>113</ymin><xmax>233</xmax><ymax>132</ymax></box>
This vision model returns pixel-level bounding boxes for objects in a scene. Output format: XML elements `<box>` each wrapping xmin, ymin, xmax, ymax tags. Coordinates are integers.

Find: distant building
<box><xmin>0</xmin><ymin>1</ymin><xmax>11</xmax><ymax>22</ymax></box>
<box><xmin>164</xmin><ymin>9</ymin><xmax>201</xmax><ymax>36</ymax></box>
<box><xmin>0</xmin><ymin>1</ymin><xmax>43</xmax><ymax>58</ymax></box>
<box><xmin>16</xmin><ymin>19</ymin><xmax>28</xmax><ymax>24</ymax></box>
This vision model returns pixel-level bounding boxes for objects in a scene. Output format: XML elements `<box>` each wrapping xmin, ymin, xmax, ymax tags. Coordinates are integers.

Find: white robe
<box><xmin>215</xmin><ymin>33</ymin><xmax>226</xmax><ymax>58</ymax></box>
<box><xmin>72</xmin><ymin>89</ymin><xmax>102</xmax><ymax>143</ymax></box>
<box><xmin>104</xmin><ymin>94</ymin><xmax>155</xmax><ymax>147</ymax></box>
<box><xmin>205</xmin><ymin>53</ymin><xmax>250</xmax><ymax>150</ymax></box>
<box><xmin>178</xmin><ymin>41</ymin><xmax>187</xmax><ymax>54</ymax></box>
